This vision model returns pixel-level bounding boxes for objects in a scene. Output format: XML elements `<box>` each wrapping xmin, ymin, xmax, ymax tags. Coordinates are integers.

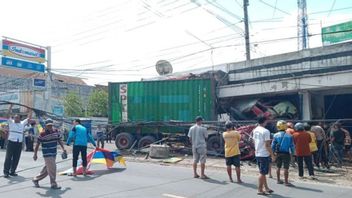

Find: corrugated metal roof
<box><xmin>0</xmin><ymin>66</ymin><xmax>86</xmax><ymax>85</ymax></box>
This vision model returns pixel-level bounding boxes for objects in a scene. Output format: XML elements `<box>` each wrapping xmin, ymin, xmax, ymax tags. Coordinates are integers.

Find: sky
<box><xmin>1</xmin><ymin>0</ymin><xmax>352</xmax><ymax>85</ymax></box>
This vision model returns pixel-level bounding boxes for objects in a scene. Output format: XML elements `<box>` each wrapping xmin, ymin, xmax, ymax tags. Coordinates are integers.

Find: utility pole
<box><xmin>243</xmin><ymin>0</ymin><xmax>251</xmax><ymax>61</ymax></box>
<box><xmin>45</xmin><ymin>46</ymin><xmax>52</xmax><ymax>113</ymax></box>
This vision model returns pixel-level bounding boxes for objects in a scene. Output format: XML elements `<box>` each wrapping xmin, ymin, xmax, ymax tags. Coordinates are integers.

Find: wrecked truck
<box><xmin>108</xmin><ymin>78</ymin><xmax>222</xmax><ymax>151</ymax></box>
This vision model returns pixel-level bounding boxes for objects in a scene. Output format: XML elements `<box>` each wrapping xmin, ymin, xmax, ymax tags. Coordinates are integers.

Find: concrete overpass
<box><xmin>218</xmin><ymin>41</ymin><xmax>352</xmax><ymax>120</ymax></box>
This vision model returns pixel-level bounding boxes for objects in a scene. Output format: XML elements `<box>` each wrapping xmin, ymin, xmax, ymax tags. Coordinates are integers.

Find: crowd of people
<box><xmin>188</xmin><ymin>115</ymin><xmax>351</xmax><ymax>196</ymax></box>
<box><xmin>1</xmin><ymin>105</ymin><xmax>98</xmax><ymax>189</ymax></box>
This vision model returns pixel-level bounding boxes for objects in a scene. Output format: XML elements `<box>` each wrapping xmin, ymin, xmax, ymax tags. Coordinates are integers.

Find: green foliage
<box><xmin>87</xmin><ymin>89</ymin><xmax>108</xmax><ymax>117</ymax></box>
<box><xmin>63</xmin><ymin>91</ymin><xmax>84</xmax><ymax>117</ymax></box>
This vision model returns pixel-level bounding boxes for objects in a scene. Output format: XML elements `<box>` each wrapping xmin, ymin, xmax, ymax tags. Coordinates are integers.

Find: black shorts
<box><xmin>276</xmin><ymin>153</ymin><xmax>291</xmax><ymax>169</ymax></box>
<box><xmin>225</xmin><ymin>155</ymin><xmax>240</xmax><ymax>167</ymax></box>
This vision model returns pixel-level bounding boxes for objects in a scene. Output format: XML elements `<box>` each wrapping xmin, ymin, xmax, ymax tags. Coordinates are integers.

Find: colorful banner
<box><xmin>2</xmin><ymin>40</ymin><xmax>45</xmax><ymax>63</ymax></box>
<box><xmin>2</xmin><ymin>57</ymin><xmax>45</xmax><ymax>72</ymax></box>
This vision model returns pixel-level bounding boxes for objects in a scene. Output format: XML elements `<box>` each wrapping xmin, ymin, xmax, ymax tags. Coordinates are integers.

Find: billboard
<box><xmin>322</xmin><ymin>21</ymin><xmax>352</xmax><ymax>45</ymax></box>
<box><xmin>1</xmin><ymin>57</ymin><xmax>45</xmax><ymax>72</ymax></box>
<box><xmin>2</xmin><ymin>40</ymin><xmax>45</xmax><ymax>63</ymax></box>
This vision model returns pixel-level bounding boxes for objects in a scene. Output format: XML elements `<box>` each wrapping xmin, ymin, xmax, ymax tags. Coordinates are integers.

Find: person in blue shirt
<box><xmin>66</xmin><ymin>119</ymin><xmax>96</xmax><ymax>176</ymax></box>
<box><xmin>271</xmin><ymin>120</ymin><xmax>295</xmax><ymax>187</ymax></box>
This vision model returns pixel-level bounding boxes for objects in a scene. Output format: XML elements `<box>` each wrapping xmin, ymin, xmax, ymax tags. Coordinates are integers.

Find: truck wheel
<box><xmin>115</xmin><ymin>133</ymin><xmax>135</xmax><ymax>149</ymax></box>
<box><xmin>138</xmin><ymin>136</ymin><xmax>156</xmax><ymax>148</ymax></box>
<box><xmin>207</xmin><ymin>135</ymin><xmax>223</xmax><ymax>153</ymax></box>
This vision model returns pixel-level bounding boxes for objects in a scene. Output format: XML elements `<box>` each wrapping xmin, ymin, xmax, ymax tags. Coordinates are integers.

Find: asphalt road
<box><xmin>0</xmin><ymin>149</ymin><xmax>351</xmax><ymax>198</ymax></box>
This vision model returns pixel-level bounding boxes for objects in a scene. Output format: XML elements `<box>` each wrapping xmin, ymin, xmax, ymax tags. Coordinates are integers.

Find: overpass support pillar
<box><xmin>300</xmin><ymin>90</ymin><xmax>312</xmax><ymax>120</ymax></box>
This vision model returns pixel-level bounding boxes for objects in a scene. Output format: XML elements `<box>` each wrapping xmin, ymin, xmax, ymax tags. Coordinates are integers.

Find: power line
<box><xmin>327</xmin><ymin>0</ymin><xmax>337</xmax><ymax>17</ymax></box>
<box><xmin>272</xmin><ymin>0</ymin><xmax>278</xmax><ymax>18</ymax></box>
<box><xmin>259</xmin><ymin>0</ymin><xmax>291</xmax><ymax>15</ymax></box>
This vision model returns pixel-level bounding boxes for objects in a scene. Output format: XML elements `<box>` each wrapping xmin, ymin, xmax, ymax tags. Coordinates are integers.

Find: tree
<box><xmin>63</xmin><ymin>91</ymin><xmax>84</xmax><ymax>117</ymax></box>
<box><xmin>87</xmin><ymin>89</ymin><xmax>108</xmax><ymax>117</ymax></box>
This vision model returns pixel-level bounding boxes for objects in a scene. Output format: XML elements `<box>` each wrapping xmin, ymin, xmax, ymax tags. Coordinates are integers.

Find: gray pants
<box><xmin>33</xmin><ymin>157</ymin><xmax>57</xmax><ymax>187</ymax></box>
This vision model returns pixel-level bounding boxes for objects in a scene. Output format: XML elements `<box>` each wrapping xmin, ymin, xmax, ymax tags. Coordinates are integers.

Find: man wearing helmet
<box><xmin>293</xmin><ymin>123</ymin><xmax>316</xmax><ymax>179</ymax></box>
<box><xmin>222</xmin><ymin>121</ymin><xmax>242</xmax><ymax>183</ymax></box>
<box><xmin>271</xmin><ymin>120</ymin><xmax>295</xmax><ymax>186</ymax></box>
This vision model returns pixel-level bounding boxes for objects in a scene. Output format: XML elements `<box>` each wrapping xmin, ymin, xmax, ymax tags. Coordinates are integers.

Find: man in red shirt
<box><xmin>292</xmin><ymin>123</ymin><xmax>316</xmax><ymax>180</ymax></box>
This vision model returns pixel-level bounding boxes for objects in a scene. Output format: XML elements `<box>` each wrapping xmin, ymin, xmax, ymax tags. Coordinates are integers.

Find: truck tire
<box><xmin>138</xmin><ymin>135</ymin><xmax>156</xmax><ymax>148</ymax></box>
<box><xmin>207</xmin><ymin>135</ymin><xmax>223</xmax><ymax>153</ymax></box>
<box><xmin>115</xmin><ymin>133</ymin><xmax>135</xmax><ymax>149</ymax></box>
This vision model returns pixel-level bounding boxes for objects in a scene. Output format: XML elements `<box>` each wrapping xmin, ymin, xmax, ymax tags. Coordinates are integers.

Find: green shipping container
<box><xmin>108</xmin><ymin>79</ymin><xmax>216</xmax><ymax>124</ymax></box>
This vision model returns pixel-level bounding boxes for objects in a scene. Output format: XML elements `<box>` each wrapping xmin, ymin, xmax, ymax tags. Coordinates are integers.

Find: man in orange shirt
<box><xmin>293</xmin><ymin>123</ymin><xmax>315</xmax><ymax>179</ymax></box>
<box><xmin>223</xmin><ymin>121</ymin><xmax>242</xmax><ymax>183</ymax></box>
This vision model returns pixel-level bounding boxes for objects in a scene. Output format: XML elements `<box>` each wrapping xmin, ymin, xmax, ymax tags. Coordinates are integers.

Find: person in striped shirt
<box><xmin>32</xmin><ymin>119</ymin><xmax>66</xmax><ymax>189</ymax></box>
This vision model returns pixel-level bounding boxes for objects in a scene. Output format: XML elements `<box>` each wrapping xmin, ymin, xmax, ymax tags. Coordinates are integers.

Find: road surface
<box><xmin>0</xmin><ymin>149</ymin><xmax>351</xmax><ymax>198</ymax></box>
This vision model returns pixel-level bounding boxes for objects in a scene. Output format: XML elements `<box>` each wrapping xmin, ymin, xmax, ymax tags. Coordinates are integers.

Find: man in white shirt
<box><xmin>252</xmin><ymin>116</ymin><xmax>275</xmax><ymax>195</ymax></box>
<box><xmin>3</xmin><ymin>104</ymin><xmax>32</xmax><ymax>178</ymax></box>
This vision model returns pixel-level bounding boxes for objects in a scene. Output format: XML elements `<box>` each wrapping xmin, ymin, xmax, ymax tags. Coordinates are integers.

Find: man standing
<box><xmin>188</xmin><ymin>116</ymin><xmax>208</xmax><ymax>179</ymax></box>
<box><xmin>3</xmin><ymin>104</ymin><xmax>32</xmax><ymax>178</ymax></box>
<box><xmin>25</xmin><ymin>121</ymin><xmax>36</xmax><ymax>152</ymax></box>
<box><xmin>67</xmin><ymin>119</ymin><xmax>96</xmax><ymax>176</ymax></box>
<box><xmin>329</xmin><ymin>122</ymin><xmax>346</xmax><ymax>167</ymax></box>
<box><xmin>222</xmin><ymin>121</ymin><xmax>242</xmax><ymax>183</ymax></box>
<box><xmin>252</xmin><ymin>116</ymin><xmax>275</xmax><ymax>195</ymax></box>
<box><xmin>311</xmin><ymin>122</ymin><xmax>329</xmax><ymax>169</ymax></box>
<box><xmin>293</xmin><ymin>123</ymin><xmax>315</xmax><ymax>179</ymax></box>
<box><xmin>32</xmin><ymin>119</ymin><xmax>66</xmax><ymax>189</ymax></box>
<box><xmin>96</xmin><ymin>125</ymin><xmax>105</xmax><ymax>148</ymax></box>
<box><xmin>271</xmin><ymin>120</ymin><xmax>295</xmax><ymax>186</ymax></box>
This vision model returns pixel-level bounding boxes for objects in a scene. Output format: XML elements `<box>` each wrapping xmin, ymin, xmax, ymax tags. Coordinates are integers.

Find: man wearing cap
<box><xmin>222</xmin><ymin>121</ymin><xmax>242</xmax><ymax>183</ymax></box>
<box><xmin>3</xmin><ymin>104</ymin><xmax>32</xmax><ymax>178</ymax></box>
<box><xmin>188</xmin><ymin>116</ymin><xmax>209</xmax><ymax>179</ymax></box>
<box><xmin>32</xmin><ymin>119</ymin><xmax>66</xmax><ymax>189</ymax></box>
<box><xmin>272</xmin><ymin>120</ymin><xmax>295</xmax><ymax>186</ymax></box>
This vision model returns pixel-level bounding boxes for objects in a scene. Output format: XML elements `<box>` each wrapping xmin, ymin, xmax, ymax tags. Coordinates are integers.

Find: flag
<box><xmin>90</xmin><ymin>148</ymin><xmax>126</xmax><ymax>167</ymax></box>
<box><xmin>59</xmin><ymin>148</ymin><xmax>126</xmax><ymax>176</ymax></box>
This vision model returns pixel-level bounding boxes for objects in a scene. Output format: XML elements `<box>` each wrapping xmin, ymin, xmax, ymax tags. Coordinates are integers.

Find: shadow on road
<box><xmin>293</xmin><ymin>185</ymin><xmax>323</xmax><ymax>193</ymax></box>
<box><xmin>36</xmin><ymin>187</ymin><xmax>72</xmax><ymax>198</ymax></box>
<box><xmin>271</xmin><ymin>194</ymin><xmax>292</xmax><ymax>198</ymax></box>
<box><xmin>69</xmin><ymin>168</ymin><xmax>126</xmax><ymax>181</ymax></box>
<box><xmin>0</xmin><ymin>176</ymin><xmax>30</xmax><ymax>189</ymax></box>
<box><xmin>239</xmin><ymin>182</ymin><xmax>257</xmax><ymax>190</ymax></box>
<box><xmin>201</xmin><ymin>178</ymin><xmax>228</xmax><ymax>185</ymax></box>
<box><xmin>7</xmin><ymin>175</ymin><xmax>26</xmax><ymax>184</ymax></box>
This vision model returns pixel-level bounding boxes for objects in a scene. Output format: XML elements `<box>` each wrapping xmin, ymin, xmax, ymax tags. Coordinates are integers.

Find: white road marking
<box><xmin>162</xmin><ymin>193</ymin><xmax>187</xmax><ymax>198</ymax></box>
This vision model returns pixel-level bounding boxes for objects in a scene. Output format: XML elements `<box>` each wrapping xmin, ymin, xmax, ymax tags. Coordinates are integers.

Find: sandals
<box><xmin>32</xmin><ymin>180</ymin><xmax>40</xmax><ymax>188</ymax></box>
<box><xmin>194</xmin><ymin>175</ymin><xmax>200</xmax><ymax>178</ymax></box>
<box><xmin>265</xmin><ymin>189</ymin><xmax>274</xmax><ymax>194</ymax></box>
<box><xmin>285</xmin><ymin>183</ymin><xmax>295</xmax><ymax>187</ymax></box>
<box><xmin>200</xmin><ymin>175</ymin><xmax>210</xmax><ymax>179</ymax></box>
<box><xmin>257</xmin><ymin>192</ymin><xmax>269</xmax><ymax>196</ymax></box>
<box><xmin>51</xmin><ymin>185</ymin><xmax>62</xmax><ymax>190</ymax></box>
<box><xmin>277</xmin><ymin>180</ymin><xmax>284</xmax><ymax>184</ymax></box>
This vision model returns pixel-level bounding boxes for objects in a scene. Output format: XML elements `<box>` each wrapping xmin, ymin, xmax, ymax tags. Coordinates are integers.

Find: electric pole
<box><xmin>45</xmin><ymin>46</ymin><xmax>52</xmax><ymax>113</ymax></box>
<box><xmin>243</xmin><ymin>0</ymin><xmax>251</xmax><ymax>60</ymax></box>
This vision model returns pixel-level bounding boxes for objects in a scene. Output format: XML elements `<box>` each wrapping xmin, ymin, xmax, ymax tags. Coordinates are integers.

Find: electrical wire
<box><xmin>327</xmin><ymin>0</ymin><xmax>337</xmax><ymax>17</ymax></box>
<box><xmin>259</xmin><ymin>0</ymin><xmax>291</xmax><ymax>15</ymax></box>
